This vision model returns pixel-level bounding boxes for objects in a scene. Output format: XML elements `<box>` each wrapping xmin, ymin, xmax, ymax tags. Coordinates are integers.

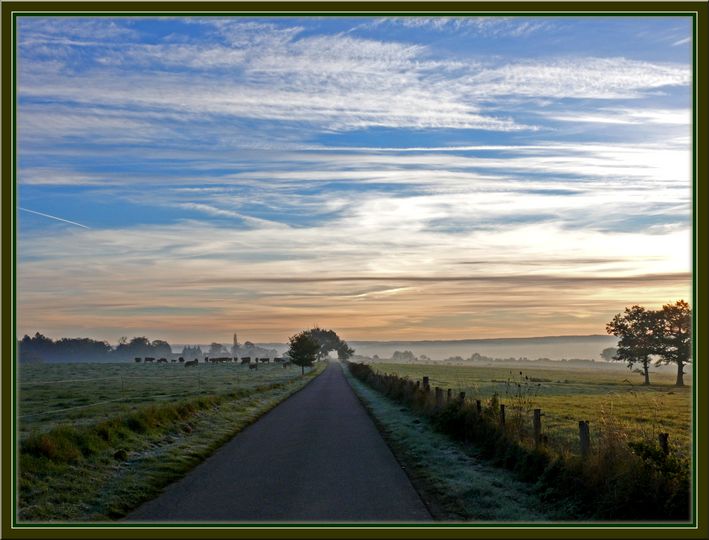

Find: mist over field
<box><xmin>192</xmin><ymin>334</ymin><xmax>619</xmax><ymax>362</ymax></box>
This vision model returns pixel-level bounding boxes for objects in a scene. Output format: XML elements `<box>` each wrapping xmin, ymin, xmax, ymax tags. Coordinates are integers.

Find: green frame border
<box><xmin>1</xmin><ymin>2</ymin><xmax>707</xmax><ymax>539</ymax></box>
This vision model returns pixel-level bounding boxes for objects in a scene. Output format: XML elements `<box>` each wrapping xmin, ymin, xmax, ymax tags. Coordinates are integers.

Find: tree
<box><xmin>656</xmin><ymin>300</ymin><xmax>692</xmax><ymax>387</ymax></box>
<box><xmin>151</xmin><ymin>339</ymin><xmax>173</xmax><ymax>358</ymax></box>
<box><xmin>336</xmin><ymin>341</ymin><xmax>354</xmax><ymax>360</ymax></box>
<box><xmin>303</xmin><ymin>327</ymin><xmax>355</xmax><ymax>360</ymax></box>
<box><xmin>606</xmin><ymin>305</ymin><xmax>661</xmax><ymax>385</ymax></box>
<box><xmin>287</xmin><ymin>331</ymin><xmax>320</xmax><ymax>375</ymax></box>
<box><xmin>208</xmin><ymin>342</ymin><xmax>227</xmax><ymax>356</ymax></box>
<box><xmin>600</xmin><ymin>347</ymin><xmax>619</xmax><ymax>362</ymax></box>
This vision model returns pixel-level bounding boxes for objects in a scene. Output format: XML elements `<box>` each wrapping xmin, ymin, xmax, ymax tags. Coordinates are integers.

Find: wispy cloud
<box><xmin>16</xmin><ymin>16</ymin><xmax>693</xmax><ymax>342</ymax></box>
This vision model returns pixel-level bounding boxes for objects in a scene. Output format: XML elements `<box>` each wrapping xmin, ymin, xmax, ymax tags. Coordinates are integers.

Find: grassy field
<box><xmin>16</xmin><ymin>361</ymin><xmax>324</xmax><ymax>521</ymax></box>
<box><xmin>18</xmin><ymin>361</ymin><xmax>305</xmax><ymax>436</ymax></box>
<box><xmin>342</xmin><ymin>365</ymin><xmax>560</xmax><ymax>521</ymax></box>
<box><xmin>368</xmin><ymin>361</ymin><xmax>692</xmax><ymax>458</ymax></box>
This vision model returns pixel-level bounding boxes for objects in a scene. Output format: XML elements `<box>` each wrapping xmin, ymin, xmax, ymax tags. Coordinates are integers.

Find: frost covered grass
<box><xmin>17</xmin><ymin>363</ymin><xmax>325</xmax><ymax>522</ymax></box>
<box><xmin>346</xmin><ymin>361</ymin><xmax>690</xmax><ymax>521</ymax></box>
<box><xmin>342</xmin><ymin>364</ymin><xmax>554</xmax><ymax>522</ymax></box>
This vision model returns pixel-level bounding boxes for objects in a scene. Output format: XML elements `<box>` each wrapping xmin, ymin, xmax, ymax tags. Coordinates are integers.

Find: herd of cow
<box><xmin>134</xmin><ymin>356</ymin><xmax>291</xmax><ymax>369</ymax></box>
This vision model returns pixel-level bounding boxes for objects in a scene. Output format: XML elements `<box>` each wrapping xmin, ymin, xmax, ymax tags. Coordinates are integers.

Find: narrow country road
<box><xmin>126</xmin><ymin>361</ymin><xmax>432</xmax><ymax>522</ymax></box>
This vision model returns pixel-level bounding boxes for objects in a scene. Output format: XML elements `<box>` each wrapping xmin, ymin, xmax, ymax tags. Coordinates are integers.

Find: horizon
<box><xmin>17</xmin><ymin>16</ymin><xmax>692</xmax><ymax>343</ymax></box>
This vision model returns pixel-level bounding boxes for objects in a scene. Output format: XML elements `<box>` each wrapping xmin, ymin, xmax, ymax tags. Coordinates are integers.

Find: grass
<box><xmin>342</xmin><ymin>365</ymin><xmax>557</xmax><ymax>522</ymax></box>
<box><xmin>347</xmin><ymin>361</ymin><xmax>691</xmax><ymax>521</ymax></box>
<box><xmin>368</xmin><ymin>362</ymin><xmax>691</xmax><ymax>458</ymax></box>
<box><xmin>17</xmin><ymin>361</ymin><xmax>325</xmax><ymax>522</ymax></box>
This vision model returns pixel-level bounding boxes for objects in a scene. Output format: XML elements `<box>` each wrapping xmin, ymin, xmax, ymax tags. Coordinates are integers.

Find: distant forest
<box><xmin>18</xmin><ymin>333</ymin><xmax>175</xmax><ymax>363</ymax></box>
<box><xmin>17</xmin><ymin>333</ymin><xmax>276</xmax><ymax>363</ymax></box>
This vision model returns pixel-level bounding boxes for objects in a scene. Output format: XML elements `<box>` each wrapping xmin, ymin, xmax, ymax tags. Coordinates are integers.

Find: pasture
<box><xmin>18</xmin><ymin>361</ymin><xmax>302</xmax><ymax>437</ymax></box>
<box><xmin>16</xmin><ymin>361</ymin><xmax>323</xmax><ymax>521</ymax></box>
<box><xmin>369</xmin><ymin>361</ymin><xmax>692</xmax><ymax>457</ymax></box>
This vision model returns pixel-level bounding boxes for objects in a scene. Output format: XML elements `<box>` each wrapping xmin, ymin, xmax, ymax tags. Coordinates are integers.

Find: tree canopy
<box><xmin>606</xmin><ymin>300</ymin><xmax>691</xmax><ymax>386</ymax></box>
<box><xmin>304</xmin><ymin>327</ymin><xmax>354</xmax><ymax>360</ymax></box>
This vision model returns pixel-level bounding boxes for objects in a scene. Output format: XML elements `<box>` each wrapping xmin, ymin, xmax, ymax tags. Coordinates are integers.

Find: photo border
<box><xmin>1</xmin><ymin>2</ymin><xmax>707</xmax><ymax>538</ymax></box>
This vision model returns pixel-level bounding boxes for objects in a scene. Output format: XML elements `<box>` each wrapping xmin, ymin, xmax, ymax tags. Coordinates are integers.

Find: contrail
<box><xmin>19</xmin><ymin>207</ymin><xmax>90</xmax><ymax>229</ymax></box>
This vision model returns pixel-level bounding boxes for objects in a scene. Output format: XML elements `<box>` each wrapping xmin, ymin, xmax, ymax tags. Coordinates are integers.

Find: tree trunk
<box><xmin>301</xmin><ymin>365</ymin><xmax>305</xmax><ymax>376</ymax></box>
<box><xmin>643</xmin><ymin>359</ymin><xmax>650</xmax><ymax>386</ymax></box>
<box><xmin>676</xmin><ymin>361</ymin><xmax>685</xmax><ymax>387</ymax></box>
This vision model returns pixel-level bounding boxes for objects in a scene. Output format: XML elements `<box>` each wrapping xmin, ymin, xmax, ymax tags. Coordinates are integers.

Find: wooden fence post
<box><xmin>499</xmin><ymin>404</ymin><xmax>506</xmax><ymax>426</ymax></box>
<box><xmin>475</xmin><ymin>400</ymin><xmax>482</xmax><ymax>414</ymax></box>
<box><xmin>458</xmin><ymin>391</ymin><xmax>466</xmax><ymax>403</ymax></box>
<box><xmin>435</xmin><ymin>387</ymin><xmax>443</xmax><ymax>408</ymax></box>
<box><xmin>659</xmin><ymin>433</ymin><xmax>669</xmax><ymax>455</ymax></box>
<box><xmin>579</xmin><ymin>420</ymin><xmax>590</xmax><ymax>457</ymax></box>
<box><xmin>447</xmin><ymin>388</ymin><xmax>452</xmax><ymax>403</ymax></box>
<box><xmin>422</xmin><ymin>376</ymin><xmax>430</xmax><ymax>391</ymax></box>
<box><xmin>533</xmin><ymin>409</ymin><xmax>542</xmax><ymax>446</ymax></box>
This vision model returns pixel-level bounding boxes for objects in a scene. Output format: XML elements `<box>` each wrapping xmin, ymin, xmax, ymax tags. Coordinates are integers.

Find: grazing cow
<box><xmin>134</xmin><ymin>357</ymin><xmax>142</xmax><ymax>363</ymax></box>
<box><xmin>157</xmin><ymin>358</ymin><xmax>168</xmax><ymax>363</ymax></box>
<box><xmin>283</xmin><ymin>361</ymin><xmax>291</xmax><ymax>368</ymax></box>
<box><xmin>204</xmin><ymin>357</ymin><xmax>210</xmax><ymax>363</ymax></box>
<box><xmin>179</xmin><ymin>357</ymin><xmax>185</xmax><ymax>363</ymax></box>
<box><xmin>241</xmin><ymin>357</ymin><xmax>251</xmax><ymax>364</ymax></box>
<box><xmin>185</xmin><ymin>359</ymin><xmax>198</xmax><ymax>367</ymax></box>
<box><xmin>259</xmin><ymin>357</ymin><xmax>269</xmax><ymax>364</ymax></box>
<box><xmin>248</xmin><ymin>363</ymin><xmax>258</xmax><ymax>370</ymax></box>
<box><xmin>145</xmin><ymin>357</ymin><xmax>155</xmax><ymax>363</ymax></box>
<box><xmin>171</xmin><ymin>358</ymin><xmax>177</xmax><ymax>363</ymax></box>
<box><xmin>274</xmin><ymin>357</ymin><xmax>283</xmax><ymax>363</ymax></box>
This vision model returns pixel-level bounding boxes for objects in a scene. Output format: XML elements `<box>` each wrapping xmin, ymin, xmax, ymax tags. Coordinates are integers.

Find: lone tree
<box><xmin>656</xmin><ymin>300</ymin><xmax>692</xmax><ymax>387</ymax></box>
<box><xmin>287</xmin><ymin>331</ymin><xmax>320</xmax><ymax>375</ymax></box>
<box><xmin>606</xmin><ymin>305</ymin><xmax>661</xmax><ymax>385</ymax></box>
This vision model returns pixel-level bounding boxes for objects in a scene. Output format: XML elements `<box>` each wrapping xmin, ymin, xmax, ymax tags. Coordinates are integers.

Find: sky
<box><xmin>16</xmin><ymin>15</ymin><xmax>693</xmax><ymax>344</ymax></box>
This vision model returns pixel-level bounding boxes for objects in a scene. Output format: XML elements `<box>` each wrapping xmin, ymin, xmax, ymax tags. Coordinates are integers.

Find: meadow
<box><xmin>16</xmin><ymin>361</ymin><xmax>323</xmax><ymax>521</ymax></box>
<box><xmin>368</xmin><ymin>361</ymin><xmax>692</xmax><ymax>458</ymax></box>
<box><xmin>18</xmin><ymin>361</ymin><xmax>304</xmax><ymax>436</ymax></box>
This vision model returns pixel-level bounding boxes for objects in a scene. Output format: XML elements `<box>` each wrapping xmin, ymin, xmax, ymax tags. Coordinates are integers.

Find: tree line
<box><xmin>18</xmin><ymin>334</ymin><xmax>181</xmax><ymax>363</ymax></box>
<box><xmin>606</xmin><ymin>300</ymin><xmax>691</xmax><ymax>386</ymax></box>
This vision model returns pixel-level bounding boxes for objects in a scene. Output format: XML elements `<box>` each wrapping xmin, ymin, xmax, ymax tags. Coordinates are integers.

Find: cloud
<box><xmin>15</xmin><ymin>17</ymin><xmax>693</xmax><ymax>342</ymax></box>
<box><xmin>363</xmin><ymin>16</ymin><xmax>553</xmax><ymax>38</ymax></box>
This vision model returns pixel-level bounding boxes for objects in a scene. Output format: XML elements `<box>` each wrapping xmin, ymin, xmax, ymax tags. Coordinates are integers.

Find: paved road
<box><xmin>126</xmin><ymin>362</ymin><xmax>431</xmax><ymax>522</ymax></box>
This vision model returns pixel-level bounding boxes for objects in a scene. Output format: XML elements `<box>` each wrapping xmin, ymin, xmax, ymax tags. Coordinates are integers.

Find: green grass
<box><xmin>342</xmin><ymin>365</ymin><xmax>558</xmax><ymax>521</ymax></box>
<box><xmin>369</xmin><ymin>362</ymin><xmax>691</xmax><ymax>458</ymax></box>
<box><xmin>17</xmin><ymin>361</ymin><xmax>325</xmax><ymax>522</ymax></box>
<box><xmin>18</xmin><ymin>362</ymin><xmax>306</xmax><ymax>435</ymax></box>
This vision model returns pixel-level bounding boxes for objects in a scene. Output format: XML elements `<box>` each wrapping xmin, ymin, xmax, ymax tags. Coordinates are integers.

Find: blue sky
<box><xmin>16</xmin><ymin>15</ymin><xmax>693</xmax><ymax>343</ymax></box>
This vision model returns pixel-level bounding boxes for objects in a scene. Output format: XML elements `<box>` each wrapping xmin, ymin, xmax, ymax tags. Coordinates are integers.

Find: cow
<box><xmin>179</xmin><ymin>357</ymin><xmax>185</xmax><ymax>363</ymax></box>
<box><xmin>241</xmin><ymin>357</ymin><xmax>251</xmax><ymax>365</ymax></box>
<box><xmin>171</xmin><ymin>358</ymin><xmax>177</xmax><ymax>363</ymax></box>
<box><xmin>144</xmin><ymin>357</ymin><xmax>155</xmax><ymax>363</ymax></box>
<box><xmin>134</xmin><ymin>357</ymin><xmax>142</xmax><ymax>363</ymax></box>
<box><xmin>259</xmin><ymin>357</ymin><xmax>269</xmax><ymax>364</ymax></box>
<box><xmin>157</xmin><ymin>358</ymin><xmax>168</xmax><ymax>363</ymax></box>
<box><xmin>248</xmin><ymin>363</ymin><xmax>258</xmax><ymax>370</ymax></box>
<box><xmin>185</xmin><ymin>359</ymin><xmax>198</xmax><ymax>367</ymax></box>
<box><xmin>273</xmin><ymin>357</ymin><xmax>283</xmax><ymax>363</ymax></box>
<box><xmin>283</xmin><ymin>361</ymin><xmax>291</xmax><ymax>368</ymax></box>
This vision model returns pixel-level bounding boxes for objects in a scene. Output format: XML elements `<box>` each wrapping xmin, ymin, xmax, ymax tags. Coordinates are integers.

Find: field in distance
<box><xmin>18</xmin><ymin>361</ymin><xmax>301</xmax><ymax>436</ymax></box>
<box><xmin>368</xmin><ymin>361</ymin><xmax>692</xmax><ymax>457</ymax></box>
